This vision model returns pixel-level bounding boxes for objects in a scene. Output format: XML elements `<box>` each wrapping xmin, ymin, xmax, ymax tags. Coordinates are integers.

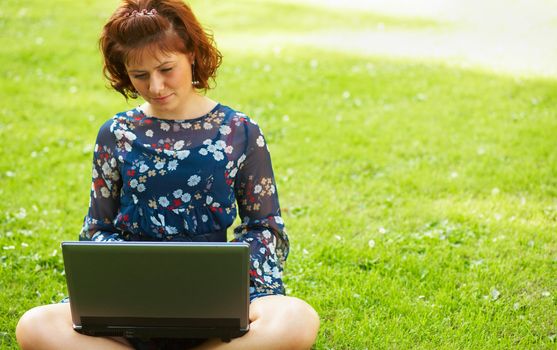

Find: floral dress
<box><xmin>80</xmin><ymin>103</ymin><xmax>289</xmax><ymax>301</ymax></box>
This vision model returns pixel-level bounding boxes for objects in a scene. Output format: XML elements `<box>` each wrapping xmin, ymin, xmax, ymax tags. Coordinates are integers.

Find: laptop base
<box><xmin>74</xmin><ymin>324</ymin><xmax>248</xmax><ymax>342</ymax></box>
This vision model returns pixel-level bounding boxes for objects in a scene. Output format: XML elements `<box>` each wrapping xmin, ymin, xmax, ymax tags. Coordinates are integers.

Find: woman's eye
<box><xmin>133</xmin><ymin>74</ymin><xmax>147</xmax><ymax>80</ymax></box>
<box><xmin>161</xmin><ymin>67</ymin><xmax>173</xmax><ymax>73</ymax></box>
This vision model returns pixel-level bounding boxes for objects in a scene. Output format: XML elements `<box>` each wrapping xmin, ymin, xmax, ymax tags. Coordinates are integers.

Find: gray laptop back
<box><xmin>61</xmin><ymin>241</ymin><xmax>250</xmax><ymax>340</ymax></box>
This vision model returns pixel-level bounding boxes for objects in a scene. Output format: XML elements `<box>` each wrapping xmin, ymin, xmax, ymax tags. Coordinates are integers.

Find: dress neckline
<box><xmin>137</xmin><ymin>103</ymin><xmax>221</xmax><ymax>123</ymax></box>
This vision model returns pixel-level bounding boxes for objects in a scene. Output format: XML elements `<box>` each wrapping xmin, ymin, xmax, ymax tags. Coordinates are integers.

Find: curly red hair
<box><xmin>99</xmin><ymin>0</ymin><xmax>222</xmax><ymax>98</ymax></box>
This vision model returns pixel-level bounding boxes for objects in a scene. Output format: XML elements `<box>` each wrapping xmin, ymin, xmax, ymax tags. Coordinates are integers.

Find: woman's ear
<box><xmin>188</xmin><ymin>52</ymin><xmax>195</xmax><ymax>64</ymax></box>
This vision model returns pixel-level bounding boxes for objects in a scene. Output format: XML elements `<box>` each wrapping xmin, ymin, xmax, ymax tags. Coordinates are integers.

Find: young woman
<box><xmin>15</xmin><ymin>0</ymin><xmax>319</xmax><ymax>349</ymax></box>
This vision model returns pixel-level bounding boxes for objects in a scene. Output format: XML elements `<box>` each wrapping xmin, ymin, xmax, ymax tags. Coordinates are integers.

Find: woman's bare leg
<box><xmin>195</xmin><ymin>295</ymin><xmax>320</xmax><ymax>350</ymax></box>
<box><xmin>17</xmin><ymin>295</ymin><xmax>319</xmax><ymax>350</ymax></box>
<box><xmin>16</xmin><ymin>303</ymin><xmax>133</xmax><ymax>350</ymax></box>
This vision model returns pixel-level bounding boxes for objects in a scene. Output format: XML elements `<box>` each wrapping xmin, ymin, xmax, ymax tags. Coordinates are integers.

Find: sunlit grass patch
<box><xmin>1</xmin><ymin>0</ymin><xmax>557</xmax><ymax>349</ymax></box>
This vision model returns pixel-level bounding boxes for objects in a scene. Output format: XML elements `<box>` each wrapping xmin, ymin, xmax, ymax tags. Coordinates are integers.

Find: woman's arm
<box><xmin>231</xmin><ymin>118</ymin><xmax>289</xmax><ymax>300</ymax></box>
<box><xmin>79</xmin><ymin>119</ymin><xmax>124</xmax><ymax>242</ymax></box>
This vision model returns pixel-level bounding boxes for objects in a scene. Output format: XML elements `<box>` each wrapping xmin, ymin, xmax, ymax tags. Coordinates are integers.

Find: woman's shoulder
<box><xmin>95</xmin><ymin>107</ymin><xmax>142</xmax><ymax>140</ymax></box>
<box><xmin>219</xmin><ymin>104</ymin><xmax>262</xmax><ymax>132</ymax></box>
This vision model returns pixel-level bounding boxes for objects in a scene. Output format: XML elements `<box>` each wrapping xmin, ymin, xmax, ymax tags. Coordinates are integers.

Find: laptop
<box><xmin>61</xmin><ymin>241</ymin><xmax>250</xmax><ymax>342</ymax></box>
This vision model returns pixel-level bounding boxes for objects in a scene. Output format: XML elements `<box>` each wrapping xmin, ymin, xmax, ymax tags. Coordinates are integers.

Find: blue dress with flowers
<box><xmin>79</xmin><ymin>103</ymin><xmax>289</xmax><ymax>300</ymax></box>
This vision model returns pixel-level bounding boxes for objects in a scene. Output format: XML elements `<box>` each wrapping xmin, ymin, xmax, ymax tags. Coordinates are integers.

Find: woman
<box><xmin>15</xmin><ymin>0</ymin><xmax>319</xmax><ymax>349</ymax></box>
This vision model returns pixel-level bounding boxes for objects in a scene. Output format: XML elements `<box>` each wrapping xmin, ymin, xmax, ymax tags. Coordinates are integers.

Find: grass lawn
<box><xmin>1</xmin><ymin>0</ymin><xmax>556</xmax><ymax>348</ymax></box>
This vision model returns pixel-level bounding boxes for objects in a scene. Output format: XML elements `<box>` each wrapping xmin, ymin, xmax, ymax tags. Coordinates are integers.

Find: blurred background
<box><xmin>1</xmin><ymin>0</ymin><xmax>556</xmax><ymax>348</ymax></box>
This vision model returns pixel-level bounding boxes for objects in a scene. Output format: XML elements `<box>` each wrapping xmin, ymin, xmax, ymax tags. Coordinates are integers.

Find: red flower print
<box><xmin>93</xmin><ymin>178</ymin><xmax>106</xmax><ymax>190</ymax></box>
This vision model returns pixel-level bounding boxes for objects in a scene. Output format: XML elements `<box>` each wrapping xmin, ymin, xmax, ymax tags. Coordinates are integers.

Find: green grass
<box><xmin>1</xmin><ymin>0</ymin><xmax>556</xmax><ymax>349</ymax></box>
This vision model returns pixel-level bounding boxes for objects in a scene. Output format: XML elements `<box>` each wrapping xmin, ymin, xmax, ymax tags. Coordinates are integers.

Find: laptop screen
<box><xmin>62</xmin><ymin>241</ymin><xmax>250</xmax><ymax>340</ymax></box>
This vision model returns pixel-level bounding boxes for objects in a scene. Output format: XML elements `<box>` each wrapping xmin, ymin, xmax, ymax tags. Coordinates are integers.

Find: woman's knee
<box><xmin>256</xmin><ymin>296</ymin><xmax>319</xmax><ymax>349</ymax></box>
<box><xmin>16</xmin><ymin>306</ymin><xmax>42</xmax><ymax>348</ymax></box>
<box><xmin>283</xmin><ymin>298</ymin><xmax>320</xmax><ymax>348</ymax></box>
<box><xmin>16</xmin><ymin>304</ymin><xmax>68</xmax><ymax>349</ymax></box>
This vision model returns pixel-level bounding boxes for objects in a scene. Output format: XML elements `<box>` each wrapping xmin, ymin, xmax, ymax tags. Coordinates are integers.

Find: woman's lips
<box><xmin>152</xmin><ymin>94</ymin><xmax>173</xmax><ymax>103</ymax></box>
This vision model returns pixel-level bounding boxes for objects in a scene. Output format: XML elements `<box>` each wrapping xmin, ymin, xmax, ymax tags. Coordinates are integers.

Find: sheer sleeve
<box><xmin>79</xmin><ymin>119</ymin><xmax>124</xmax><ymax>242</ymax></box>
<box><xmin>232</xmin><ymin>120</ymin><xmax>289</xmax><ymax>300</ymax></box>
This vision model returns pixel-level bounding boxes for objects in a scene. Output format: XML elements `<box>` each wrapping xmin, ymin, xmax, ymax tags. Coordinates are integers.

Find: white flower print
<box><xmin>225</xmin><ymin>145</ymin><xmax>233</xmax><ymax>154</ymax></box>
<box><xmin>92</xmin><ymin>168</ymin><xmax>98</xmax><ymax>178</ymax></box>
<box><xmin>229</xmin><ymin>168</ymin><xmax>238</xmax><ymax>177</ymax></box>
<box><xmin>275</xmin><ymin>216</ymin><xmax>284</xmax><ymax>225</ymax></box>
<box><xmin>114</xmin><ymin>129</ymin><xmax>124</xmax><ymax>140</ymax></box>
<box><xmin>203</xmin><ymin>139</ymin><xmax>212</xmax><ymax>146</ymax></box>
<box><xmin>262</xmin><ymin>230</ymin><xmax>272</xmax><ymax>239</ymax></box>
<box><xmin>158</xmin><ymin>196</ymin><xmax>170</xmax><ymax>207</ymax></box>
<box><xmin>216</xmin><ymin>140</ymin><xmax>226</xmax><ymax>150</ymax></box>
<box><xmin>263</xmin><ymin>261</ymin><xmax>271</xmax><ymax>273</ymax></box>
<box><xmin>166</xmin><ymin>226</ymin><xmax>178</xmax><ymax>235</ymax></box>
<box><xmin>268</xmin><ymin>241</ymin><xmax>276</xmax><ymax>254</ymax></box>
<box><xmin>177</xmin><ymin>150</ymin><xmax>190</xmax><ymax>160</ymax></box>
<box><xmin>173</xmin><ymin>189</ymin><xmax>183</xmax><ymax>198</ymax></box>
<box><xmin>139</xmin><ymin>164</ymin><xmax>149</xmax><ymax>173</ymax></box>
<box><xmin>181</xmin><ymin>193</ymin><xmax>191</xmax><ymax>202</ymax></box>
<box><xmin>146</xmin><ymin>129</ymin><xmax>153</xmax><ymax>137</ymax></box>
<box><xmin>203</xmin><ymin>122</ymin><xmax>212</xmax><ymax>130</ymax></box>
<box><xmin>124</xmin><ymin>131</ymin><xmax>136</xmax><ymax>141</ymax></box>
<box><xmin>219</xmin><ymin>125</ymin><xmax>231</xmax><ymax>135</ymax></box>
<box><xmin>187</xmin><ymin>175</ymin><xmax>201</xmax><ymax>187</ymax></box>
<box><xmin>137</xmin><ymin>184</ymin><xmax>146</xmax><ymax>192</ymax></box>
<box><xmin>254</xmin><ymin>184</ymin><xmax>262</xmax><ymax>194</ymax></box>
<box><xmin>207</xmin><ymin>144</ymin><xmax>217</xmax><ymax>153</ymax></box>
<box><xmin>256</xmin><ymin>135</ymin><xmax>265</xmax><ymax>147</ymax></box>
<box><xmin>102</xmin><ymin>162</ymin><xmax>111</xmax><ymax>175</ymax></box>
<box><xmin>155</xmin><ymin>161</ymin><xmax>165</xmax><ymax>170</ymax></box>
<box><xmin>124</xmin><ymin>142</ymin><xmax>132</xmax><ymax>152</ymax></box>
<box><xmin>132</xmin><ymin>194</ymin><xmax>138</xmax><ymax>204</ymax></box>
<box><xmin>130</xmin><ymin>179</ymin><xmax>138</xmax><ymax>188</ymax></box>
<box><xmin>160</xmin><ymin>122</ymin><xmax>170</xmax><ymax>131</ymax></box>
<box><xmin>199</xmin><ymin>148</ymin><xmax>208</xmax><ymax>156</ymax></box>
<box><xmin>213</xmin><ymin>151</ymin><xmax>224</xmax><ymax>161</ymax></box>
<box><xmin>202</xmin><ymin>215</ymin><xmax>208</xmax><ymax>222</ymax></box>
<box><xmin>206</xmin><ymin>196</ymin><xmax>213</xmax><ymax>204</ymax></box>
<box><xmin>226</xmin><ymin>161</ymin><xmax>234</xmax><ymax>169</ymax></box>
<box><xmin>151</xmin><ymin>213</ymin><xmax>165</xmax><ymax>226</ymax></box>
<box><xmin>126</xmin><ymin>111</ymin><xmax>134</xmax><ymax>117</ymax></box>
<box><xmin>168</xmin><ymin>160</ymin><xmax>178</xmax><ymax>171</ymax></box>
<box><xmin>100</xmin><ymin>187</ymin><xmax>110</xmax><ymax>198</ymax></box>
<box><xmin>238</xmin><ymin>154</ymin><xmax>246</xmax><ymax>164</ymax></box>
<box><xmin>174</xmin><ymin>140</ymin><xmax>184</xmax><ymax>150</ymax></box>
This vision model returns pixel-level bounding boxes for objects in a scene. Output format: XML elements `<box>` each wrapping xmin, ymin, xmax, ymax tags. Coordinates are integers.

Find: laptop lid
<box><xmin>61</xmin><ymin>241</ymin><xmax>250</xmax><ymax>341</ymax></box>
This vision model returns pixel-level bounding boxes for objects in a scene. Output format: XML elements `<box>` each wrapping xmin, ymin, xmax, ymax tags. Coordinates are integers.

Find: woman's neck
<box><xmin>141</xmin><ymin>94</ymin><xmax>218</xmax><ymax>120</ymax></box>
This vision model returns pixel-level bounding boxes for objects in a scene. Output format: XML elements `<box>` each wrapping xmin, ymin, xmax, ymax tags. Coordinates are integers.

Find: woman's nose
<box><xmin>149</xmin><ymin>73</ymin><xmax>164</xmax><ymax>94</ymax></box>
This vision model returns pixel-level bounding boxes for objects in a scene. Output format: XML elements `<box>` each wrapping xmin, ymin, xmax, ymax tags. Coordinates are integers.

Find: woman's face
<box><xmin>126</xmin><ymin>50</ymin><xmax>194</xmax><ymax>119</ymax></box>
